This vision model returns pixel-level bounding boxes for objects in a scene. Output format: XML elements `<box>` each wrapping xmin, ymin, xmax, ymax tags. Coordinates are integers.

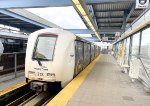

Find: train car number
<box><xmin>37</xmin><ymin>72</ymin><xmax>44</xmax><ymax>76</ymax></box>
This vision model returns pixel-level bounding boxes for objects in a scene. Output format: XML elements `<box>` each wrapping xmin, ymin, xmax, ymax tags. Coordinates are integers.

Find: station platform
<box><xmin>48</xmin><ymin>54</ymin><xmax>150</xmax><ymax>106</ymax></box>
<box><xmin>0</xmin><ymin>71</ymin><xmax>25</xmax><ymax>91</ymax></box>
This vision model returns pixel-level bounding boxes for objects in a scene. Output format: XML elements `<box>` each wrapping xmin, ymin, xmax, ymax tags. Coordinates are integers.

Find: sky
<box><xmin>27</xmin><ymin>6</ymin><xmax>87</xmax><ymax>29</ymax></box>
<box><xmin>25</xmin><ymin>7</ymin><xmax>115</xmax><ymax>44</ymax></box>
<box><xmin>26</xmin><ymin>7</ymin><xmax>92</xmax><ymax>37</ymax></box>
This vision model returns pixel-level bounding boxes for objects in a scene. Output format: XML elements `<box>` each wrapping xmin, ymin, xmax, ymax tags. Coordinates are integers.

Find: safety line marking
<box><xmin>46</xmin><ymin>55</ymin><xmax>101</xmax><ymax>106</ymax></box>
<box><xmin>0</xmin><ymin>81</ymin><xmax>27</xmax><ymax>96</ymax></box>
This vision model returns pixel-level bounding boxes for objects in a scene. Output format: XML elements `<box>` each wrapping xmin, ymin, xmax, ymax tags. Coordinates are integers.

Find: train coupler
<box><xmin>30</xmin><ymin>82</ymin><xmax>48</xmax><ymax>92</ymax></box>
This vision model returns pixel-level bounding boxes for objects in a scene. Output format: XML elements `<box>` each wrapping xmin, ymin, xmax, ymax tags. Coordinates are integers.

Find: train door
<box><xmin>87</xmin><ymin>43</ymin><xmax>91</xmax><ymax>64</ymax></box>
<box><xmin>91</xmin><ymin>45</ymin><xmax>94</xmax><ymax>61</ymax></box>
<box><xmin>83</xmin><ymin>43</ymin><xmax>91</xmax><ymax>69</ymax></box>
<box><xmin>74</xmin><ymin>41</ymin><xmax>84</xmax><ymax>77</ymax></box>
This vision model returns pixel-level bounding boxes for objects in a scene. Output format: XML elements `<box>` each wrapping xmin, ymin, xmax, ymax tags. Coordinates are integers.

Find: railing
<box><xmin>0</xmin><ymin>52</ymin><xmax>25</xmax><ymax>78</ymax></box>
<box><xmin>131</xmin><ymin>54</ymin><xmax>150</xmax><ymax>87</ymax></box>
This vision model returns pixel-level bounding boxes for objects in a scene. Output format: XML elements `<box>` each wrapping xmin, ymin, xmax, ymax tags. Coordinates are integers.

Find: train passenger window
<box><xmin>33</xmin><ymin>35</ymin><xmax>57</xmax><ymax>61</ymax></box>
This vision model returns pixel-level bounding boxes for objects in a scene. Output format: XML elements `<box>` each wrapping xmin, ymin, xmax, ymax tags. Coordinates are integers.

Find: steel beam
<box><xmin>100</xmin><ymin>32</ymin><xmax>116</xmax><ymax>34</ymax></box>
<box><xmin>86</xmin><ymin>0</ymin><xmax>134</xmax><ymax>4</ymax></box>
<box><xmin>98</xmin><ymin>29</ymin><xmax>123</xmax><ymax>32</ymax></box>
<box><xmin>99</xmin><ymin>26</ymin><xmax>121</xmax><ymax>28</ymax></box>
<box><xmin>0</xmin><ymin>9</ymin><xmax>61</xmax><ymax>28</ymax></box>
<box><xmin>95</xmin><ymin>10</ymin><xmax>125</xmax><ymax>13</ymax></box>
<box><xmin>66</xmin><ymin>29</ymin><xmax>94</xmax><ymax>34</ymax></box>
<box><xmin>83</xmin><ymin>37</ymin><xmax>100</xmax><ymax>42</ymax></box>
<box><xmin>0</xmin><ymin>0</ymin><xmax>134</xmax><ymax>9</ymax></box>
<box><xmin>97</xmin><ymin>22</ymin><xmax>123</xmax><ymax>24</ymax></box>
<box><xmin>66</xmin><ymin>29</ymin><xmax>116</xmax><ymax>35</ymax></box>
<box><xmin>121</xmin><ymin>10</ymin><xmax>127</xmax><ymax>30</ymax></box>
<box><xmin>126</xmin><ymin>4</ymin><xmax>135</xmax><ymax>22</ymax></box>
<box><xmin>96</xmin><ymin>16</ymin><xmax>136</xmax><ymax>19</ymax></box>
<box><xmin>121</xmin><ymin>4</ymin><xmax>135</xmax><ymax>30</ymax></box>
<box><xmin>83</xmin><ymin>36</ymin><xmax>98</xmax><ymax>39</ymax></box>
<box><xmin>89</xmin><ymin>5</ymin><xmax>98</xmax><ymax>29</ymax></box>
<box><xmin>0</xmin><ymin>0</ymin><xmax>72</xmax><ymax>9</ymax></box>
<box><xmin>0</xmin><ymin>9</ymin><xmax>47</xmax><ymax>28</ymax></box>
<box><xmin>72</xmin><ymin>0</ymin><xmax>101</xmax><ymax>41</ymax></box>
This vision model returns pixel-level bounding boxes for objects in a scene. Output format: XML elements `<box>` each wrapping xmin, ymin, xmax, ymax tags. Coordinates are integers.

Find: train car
<box><xmin>0</xmin><ymin>31</ymin><xmax>27</xmax><ymax>75</ymax></box>
<box><xmin>25</xmin><ymin>28</ymin><xmax>100</xmax><ymax>91</ymax></box>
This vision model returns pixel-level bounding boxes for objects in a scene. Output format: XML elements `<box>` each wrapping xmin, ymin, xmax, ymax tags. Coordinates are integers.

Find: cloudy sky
<box><xmin>26</xmin><ymin>6</ymin><xmax>99</xmax><ymax>39</ymax></box>
<box><xmin>27</xmin><ymin>6</ymin><xmax>87</xmax><ymax>29</ymax></box>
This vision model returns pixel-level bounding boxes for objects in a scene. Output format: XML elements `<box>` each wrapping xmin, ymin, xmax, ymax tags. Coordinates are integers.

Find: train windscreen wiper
<box><xmin>37</xmin><ymin>59</ymin><xmax>42</xmax><ymax>66</ymax></box>
<box><xmin>33</xmin><ymin>58</ymin><xmax>43</xmax><ymax>66</ymax></box>
<box><xmin>33</xmin><ymin>58</ymin><xmax>49</xmax><ymax>66</ymax></box>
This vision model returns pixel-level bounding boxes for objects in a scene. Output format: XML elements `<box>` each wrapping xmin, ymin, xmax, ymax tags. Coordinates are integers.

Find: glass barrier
<box><xmin>0</xmin><ymin>52</ymin><xmax>25</xmax><ymax>76</ymax></box>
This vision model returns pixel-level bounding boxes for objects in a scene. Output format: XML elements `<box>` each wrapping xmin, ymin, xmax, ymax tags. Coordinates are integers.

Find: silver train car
<box><xmin>25</xmin><ymin>28</ymin><xmax>100</xmax><ymax>91</ymax></box>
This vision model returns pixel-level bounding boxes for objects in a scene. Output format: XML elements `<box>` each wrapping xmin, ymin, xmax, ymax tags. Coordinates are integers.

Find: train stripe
<box><xmin>46</xmin><ymin>55</ymin><xmax>101</xmax><ymax>106</ymax></box>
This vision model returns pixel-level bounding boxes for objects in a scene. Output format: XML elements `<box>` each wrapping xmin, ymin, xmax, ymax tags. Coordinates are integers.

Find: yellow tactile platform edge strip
<box><xmin>0</xmin><ymin>81</ymin><xmax>27</xmax><ymax>96</ymax></box>
<box><xmin>46</xmin><ymin>55</ymin><xmax>101</xmax><ymax>106</ymax></box>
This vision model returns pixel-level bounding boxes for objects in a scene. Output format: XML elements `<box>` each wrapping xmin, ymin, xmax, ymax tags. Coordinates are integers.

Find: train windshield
<box><xmin>33</xmin><ymin>35</ymin><xmax>57</xmax><ymax>61</ymax></box>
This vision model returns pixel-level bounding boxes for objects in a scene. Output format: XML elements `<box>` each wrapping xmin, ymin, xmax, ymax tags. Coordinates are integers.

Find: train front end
<box><xmin>25</xmin><ymin>28</ymin><xmax>76</xmax><ymax>91</ymax></box>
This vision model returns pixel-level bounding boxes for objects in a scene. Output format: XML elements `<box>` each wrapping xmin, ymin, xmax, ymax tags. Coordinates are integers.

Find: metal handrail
<box><xmin>0</xmin><ymin>52</ymin><xmax>25</xmax><ymax>78</ymax></box>
<box><xmin>1</xmin><ymin>52</ymin><xmax>25</xmax><ymax>55</ymax></box>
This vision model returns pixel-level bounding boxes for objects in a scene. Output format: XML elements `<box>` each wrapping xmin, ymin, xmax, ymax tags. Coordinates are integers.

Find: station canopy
<box><xmin>0</xmin><ymin>0</ymin><xmax>146</xmax><ymax>42</ymax></box>
<box><xmin>74</xmin><ymin>0</ymin><xmax>145</xmax><ymax>42</ymax></box>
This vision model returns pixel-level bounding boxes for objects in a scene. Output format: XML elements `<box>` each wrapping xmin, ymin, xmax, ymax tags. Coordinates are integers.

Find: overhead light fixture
<box><xmin>72</xmin><ymin>0</ymin><xmax>101</xmax><ymax>41</ymax></box>
<box><xmin>76</xmin><ymin>5</ymin><xmax>86</xmax><ymax>15</ymax></box>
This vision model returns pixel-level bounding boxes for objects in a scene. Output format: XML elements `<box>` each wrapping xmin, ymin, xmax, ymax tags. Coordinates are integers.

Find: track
<box><xmin>4</xmin><ymin>91</ymin><xmax>55</xmax><ymax>106</ymax></box>
<box><xmin>0</xmin><ymin>82</ymin><xmax>61</xmax><ymax>106</ymax></box>
<box><xmin>20</xmin><ymin>92</ymin><xmax>52</xmax><ymax>106</ymax></box>
<box><xmin>6</xmin><ymin>91</ymin><xmax>35</xmax><ymax>106</ymax></box>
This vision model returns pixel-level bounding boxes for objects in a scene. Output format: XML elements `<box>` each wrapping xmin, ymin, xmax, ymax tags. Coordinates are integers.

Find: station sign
<box><xmin>136</xmin><ymin>0</ymin><xmax>149</xmax><ymax>9</ymax></box>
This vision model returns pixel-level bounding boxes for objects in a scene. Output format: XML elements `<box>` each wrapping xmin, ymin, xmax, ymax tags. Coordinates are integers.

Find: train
<box><xmin>25</xmin><ymin>28</ymin><xmax>100</xmax><ymax>91</ymax></box>
<box><xmin>0</xmin><ymin>31</ymin><xmax>27</xmax><ymax>75</ymax></box>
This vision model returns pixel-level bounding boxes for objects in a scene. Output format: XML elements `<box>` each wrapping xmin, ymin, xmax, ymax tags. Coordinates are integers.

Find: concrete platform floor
<box><xmin>0</xmin><ymin>72</ymin><xmax>25</xmax><ymax>91</ymax></box>
<box><xmin>67</xmin><ymin>54</ymin><xmax>150</xmax><ymax>106</ymax></box>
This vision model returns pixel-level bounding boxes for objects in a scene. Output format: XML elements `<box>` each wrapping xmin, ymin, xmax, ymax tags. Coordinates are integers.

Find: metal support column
<box><xmin>14</xmin><ymin>53</ymin><xmax>17</xmax><ymax>78</ymax></box>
